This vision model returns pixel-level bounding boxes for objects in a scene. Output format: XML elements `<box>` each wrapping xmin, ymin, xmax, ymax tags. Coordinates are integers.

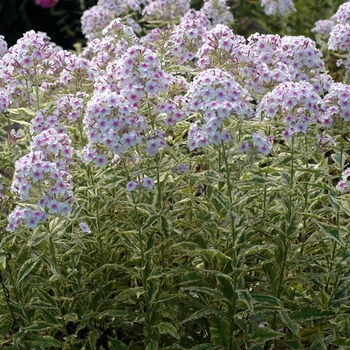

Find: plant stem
<box><xmin>222</xmin><ymin>141</ymin><xmax>238</xmax><ymax>350</ymax></box>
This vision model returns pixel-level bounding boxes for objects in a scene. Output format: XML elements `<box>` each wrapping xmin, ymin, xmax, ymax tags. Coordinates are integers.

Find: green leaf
<box><xmin>107</xmin><ymin>336</ymin><xmax>129</xmax><ymax>350</ymax></box>
<box><xmin>310</xmin><ymin>334</ymin><xmax>327</xmax><ymax>350</ymax></box>
<box><xmin>24</xmin><ymin>321</ymin><xmax>53</xmax><ymax>331</ymax></box>
<box><xmin>87</xmin><ymin>329</ymin><xmax>99</xmax><ymax>349</ymax></box>
<box><xmin>182</xmin><ymin>308</ymin><xmax>226</xmax><ymax>324</ymax></box>
<box><xmin>142</xmin><ymin>214</ymin><xmax>159</xmax><ymax>232</ymax></box>
<box><xmin>16</xmin><ymin>257</ymin><xmax>40</xmax><ymax>285</ymax></box>
<box><xmin>246</xmin><ymin>328</ymin><xmax>284</xmax><ymax>344</ymax></box>
<box><xmin>36</xmin><ymin>288</ymin><xmax>57</xmax><ymax>308</ymax></box>
<box><xmin>252</xmin><ymin>293</ymin><xmax>282</xmax><ymax>306</ymax></box>
<box><xmin>210</xmin><ymin>317</ymin><xmax>228</xmax><ymax>347</ymax></box>
<box><xmin>146</xmin><ymin>340</ymin><xmax>159</xmax><ymax>350</ymax></box>
<box><xmin>76</xmin><ymin>310</ymin><xmax>97</xmax><ymax>333</ymax></box>
<box><xmin>181</xmin><ymin>287</ymin><xmax>228</xmax><ymax>303</ymax></box>
<box><xmin>190</xmin><ymin>344</ymin><xmax>220</xmax><ymax>350</ymax></box>
<box><xmin>331</xmin><ymin>338</ymin><xmax>350</xmax><ymax>347</ymax></box>
<box><xmin>27</xmin><ymin>232</ymin><xmax>47</xmax><ymax>247</ymax></box>
<box><xmin>279</xmin><ymin>311</ymin><xmax>300</xmax><ymax>335</ymax></box>
<box><xmin>314</xmin><ymin>221</ymin><xmax>345</xmax><ymax>246</ymax></box>
<box><xmin>200</xmin><ymin>249</ymin><xmax>231</xmax><ymax>261</ymax></box>
<box><xmin>148</xmin><ymin>278</ymin><xmax>160</xmax><ymax>303</ymax></box>
<box><xmin>115</xmin><ymin>287</ymin><xmax>144</xmax><ymax>301</ymax></box>
<box><xmin>24</xmin><ymin>335</ymin><xmax>62</xmax><ymax>347</ymax></box>
<box><xmin>8</xmin><ymin>107</ymin><xmax>36</xmax><ymax>117</ymax></box>
<box><xmin>236</xmin><ymin>289</ymin><xmax>254</xmax><ymax>312</ymax></box>
<box><xmin>98</xmin><ymin>309</ymin><xmax>129</xmax><ymax>318</ymax></box>
<box><xmin>331</xmin><ymin>153</ymin><xmax>345</xmax><ymax>168</ymax></box>
<box><xmin>290</xmin><ymin>307</ymin><xmax>335</xmax><ymax>320</ymax></box>
<box><xmin>217</xmin><ymin>275</ymin><xmax>234</xmax><ymax>301</ymax></box>
<box><xmin>155</xmin><ymin>322</ymin><xmax>180</xmax><ymax>339</ymax></box>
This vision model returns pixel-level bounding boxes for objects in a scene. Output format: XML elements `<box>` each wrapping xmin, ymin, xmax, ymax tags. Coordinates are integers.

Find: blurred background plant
<box><xmin>0</xmin><ymin>0</ymin><xmax>347</xmax><ymax>51</ymax></box>
<box><xmin>0</xmin><ymin>0</ymin><xmax>96</xmax><ymax>49</ymax></box>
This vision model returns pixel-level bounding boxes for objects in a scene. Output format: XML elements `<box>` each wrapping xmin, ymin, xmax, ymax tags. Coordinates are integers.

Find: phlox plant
<box><xmin>2</xmin><ymin>1</ymin><xmax>350</xmax><ymax>350</ymax></box>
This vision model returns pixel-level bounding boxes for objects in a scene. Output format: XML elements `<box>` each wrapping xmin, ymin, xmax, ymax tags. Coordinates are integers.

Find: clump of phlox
<box><xmin>312</xmin><ymin>19</ymin><xmax>336</xmax><ymax>37</ymax></box>
<box><xmin>82</xmin><ymin>89</ymin><xmax>147</xmax><ymax>165</ymax></box>
<box><xmin>7</xmin><ymin>132</ymin><xmax>75</xmax><ymax>232</ymax></box>
<box><xmin>81</xmin><ymin>0</ymin><xmax>143</xmax><ymax>41</ymax></box>
<box><xmin>236</xmin><ymin>34</ymin><xmax>325</xmax><ymax>97</ymax></box>
<box><xmin>81</xmin><ymin>5</ymin><xmax>115</xmax><ymax>41</ymax></box>
<box><xmin>200</xmin><ymin>0</ymin><xmax>234</xmax><ymax>26</ymax></box>
<box><xmin>252</xmin><ymin>131</ymin><xmax>273</xmax><ymax>156</ymax></box>
<box><xmin>260</xmin><ymin>0</ymin><xmax>295</xmax><ymax>16</ymax></box>
<box><xmin>320</xmin><ymin>82</ymin><xmax>350</xmax><ymax>127</ymax></box>
<box><xmin>166</xmin><ymin>18</ymin><xmax>208</xmax><ymax>66</ymax></box>
<box><xmin>184</xmin><ymin>68</ymin><xmax>253</xmax><ymax>150</ymax></box>
<box><xmin>181</xmin><ymin>9</ymin><xmax>212</xmax><ymax>30</ymax></box>
<box><xmin>111</xmin><ymin>45</ymin><xmax>169</xmax><ymax>107</ymax></box>
<box><xmin>257</xmin><ymin>81</ymin><xmax>322</xmax><ymax>139</ymax></box>
<box><xmin>82</xmin><ymin>19</ymin><xmax>139</xmax><ymax>76</ymax></box>
<box><xmin>196</xmin><ymin>24</ymin><xmax>246</xmax><ymax>70</ymax></box>
<box><xmin>30</xmin><ymin>128</ymin><xmax>75</xmax><ymax>171</ymax></box>
<box><xmin>328</xmin><ymin>2</ymin><xmax>350</xmax><ymax>69</ymax></box>
<box><xmin>0</xmin><ymin>31</ymin><xmax>60</xmax><ymax>110</ymax></box>
<box><xmin>142</xmin><ymin>0</ymin><xmax>191</xmax><ymax>21</ymax></box>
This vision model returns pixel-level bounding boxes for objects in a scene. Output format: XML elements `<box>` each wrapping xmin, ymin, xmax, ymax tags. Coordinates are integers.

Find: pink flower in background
<box><xmin>34</xmin><ymin>0</ymin><xmax>59</xmax><ymax>8</ymax></box>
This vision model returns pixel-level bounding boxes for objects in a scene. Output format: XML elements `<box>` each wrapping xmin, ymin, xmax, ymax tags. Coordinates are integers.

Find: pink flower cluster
<box><xmin>321</xmin><ymin>83</ymin><xmax>350</xmax><ymax>126</ymax></box>
<box><xmin>185</xmin><ymin>68</ymin><xmax>253</xmax><ymax>150</ymax></box>
<box><xmin>83</xmin><ymin>89</ymin><xmax>147</xmax><ymax>163</ymax></box>
<box><xmin>328</xmin><ymin>2</ymin><xmax>350</xmax><ymax>69</ymax></box>
<box><xmin>142</xmin><ymin>0</ymin><xmax>191</xmax><ymax>20</ymax></box>
<box><xmin>257</xmin><ymin>81</ymin><xmax>322</xmax><ymax>139</ymax></box>
<box><xmin>166</xmin><ymin>18</ymin><xmax>209</xmax><ymax>65</ymax></box>
<box><xmin>8</xmin><ymin>147</ymin><xmax>74</xmax><ymax>232</ymax></box>
<box><xmin>260</xmin><ymin>0</ymin><xmax>295</xmax><ymax>16</ymax></box>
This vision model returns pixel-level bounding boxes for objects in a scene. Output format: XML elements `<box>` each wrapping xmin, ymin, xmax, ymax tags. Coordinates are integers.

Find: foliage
<box><xmin>1</xmin><ymin>0</ymin><xmax>350</xmax><ymax>350</ymax></box>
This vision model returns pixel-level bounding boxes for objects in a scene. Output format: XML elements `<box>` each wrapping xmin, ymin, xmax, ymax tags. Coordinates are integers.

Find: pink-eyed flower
<box><xmin>142</xmin><ymin>177</ymin><xmax>154</xmax><ymax>190</ymax></box>
<box><xmin>173</xmin><ymin>163</ymin><xmax>190</xmax><ymax>174</ymax></box>
<box><xmin>252</xmin><ymin>132</ymin><xmax>273</xmax><ymax>156</ymax></box>
<box><xmin>126</xmin><ymin>181</ymin><xmax>138</xmax><ymax>191</ymax></box>
<box><xmin>6</xmin><ymin>206</ymin><xmax>47</xmax><ymax>232</ymax></box>
<box><xmin>79</xmin><ymin>220</ymin><xmax>91</xmax><ymax>234</ymax></box>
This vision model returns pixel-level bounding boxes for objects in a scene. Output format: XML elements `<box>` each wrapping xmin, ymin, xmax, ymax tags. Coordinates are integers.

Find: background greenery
<box><xmin>0</xmin><ymin>0</ymin><xmax>346</xmax><ymax>50</ymax></box>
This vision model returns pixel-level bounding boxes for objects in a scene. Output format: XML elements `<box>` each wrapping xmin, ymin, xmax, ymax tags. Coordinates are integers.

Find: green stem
<box><xmin>48</xmin><ymin>228</ymin><xmax>74</xmax><ymax>350</ymax></box>
<box><xmin>222</xmin><ymin>141</ymin><xmax>238</xmax><ymax>350</ymax></box>
<box><xmin>146</xmin><ymin>99</ymin><xmax>165</xmax><ymax>267</ymax></box>
<box><xmin>5</xmin><ymin>253</ymin><xmax>29</xmax><ymax>326</ymax></box>
<box><xmin>0</xmin><ymin>271</ymin><xmax>20</xmax><ymax>330</ymax></box>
